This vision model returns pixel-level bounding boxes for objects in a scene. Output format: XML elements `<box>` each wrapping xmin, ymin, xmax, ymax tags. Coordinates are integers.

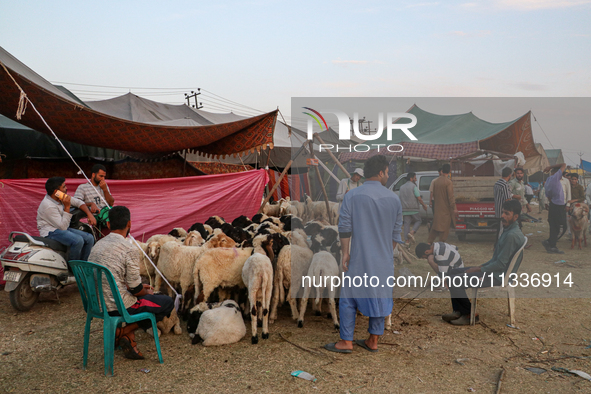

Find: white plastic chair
<box><xmin>468</xmin><ymin>236</ymin><xmax>528</xmax><ymax>326</ymax></box>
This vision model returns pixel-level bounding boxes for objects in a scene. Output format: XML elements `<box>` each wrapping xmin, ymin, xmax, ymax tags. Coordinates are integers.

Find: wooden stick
<box><xmin>495</xmin><ymin>369</ymin><xmax>505</xmax><ymax>394</ymax></box>
<box><xmin>313</xmin><ymin>133</ymin><xmax>350</xmax><ymax>178</ymax></box>
<box><xmin>278</xmin><ymin>332</ymin><xmax>333</xmax><ymax>359</ymax></box>
<box><xmin>257</xmin><ymin>144</ymin><xmax>307</xmax><ymax>214</ymax></box>
<box><xmin>309</xmin><ymin>140</ymin><xmax>333</xmax><ymax>224</ymax></box>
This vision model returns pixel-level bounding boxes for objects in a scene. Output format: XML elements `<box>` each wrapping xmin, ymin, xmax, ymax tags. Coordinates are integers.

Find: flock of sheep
<box><xmin>134</xmin><ymin>197</ymin><xmax>344</xmax><ymax>346</ymax></box>
<box><xmin>134</xmin><ymin>196</ymin><xmax>416</xmax><ymax>347</ymax></box>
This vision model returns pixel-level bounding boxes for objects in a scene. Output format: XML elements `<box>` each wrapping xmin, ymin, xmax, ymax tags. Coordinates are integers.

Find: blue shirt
<box><xmin>338</xmin><ymin>181</ymin><xmax>403</xmax><ymax>316</ymax></box>
<box><xmin>544</xmin><ymin>169</ymin><xmax>565</xmax><ymax>205</ymax></box>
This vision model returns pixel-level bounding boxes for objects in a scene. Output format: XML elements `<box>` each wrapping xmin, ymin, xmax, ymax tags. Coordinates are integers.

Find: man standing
<box><xmin>89</xmin><ymin>206</ymin><xmax>174</xmax><ymax>359</ymax></box>
<box><xmin>336</xmin><ymin>168</ymin><xmax>363</xmax><ymax>203</ymax></box>
<box><xmin>510</xmin><ymin>168</ymin><xmax>532</xmax><ymax>216</ymax></box>
<box><xmin>561</xmin><ymin>171</ymin><xmax>572</xmax><ymax>238</ymax></box>
<box><xmin>428</xmin><ymin>164</ymin><xmax>457</xmax><ymax>243</ymax></box>
<box><xmin>443</xmin><ymin>200</ymin><xmax>525</xmax><ymax>325</ymax></box>
<box><xmin>324</xmin><ymin>155</ymin><xmax>402</xmax><ymax>353</ymax></box>
<box><xmin>542</xmin><ymin>163</ymin><xmax>567</xmax><ymax>254</ymax></box>
<box><xmin>429</xmin><ymin>167</ymin><xmax>443</xmax><ymax>212</ymax></box>
<box><xmin>494</xmin><ymin>167</ymin><xmax>519</xmax><ymax>238</ymax></box>
<box><xmin>37</xmin><ymin>177</ymin><xmax>96</xmax><ymax>261</ymax></box>
<box><xmin>74</xmin><ymin>164</ymin><xmax>115</xmax><ymax>214</ymax></box>
<box><xmin>400</xmin><ymin>172</ymin><xmax>428</xmax><ymax>244</ymax></box>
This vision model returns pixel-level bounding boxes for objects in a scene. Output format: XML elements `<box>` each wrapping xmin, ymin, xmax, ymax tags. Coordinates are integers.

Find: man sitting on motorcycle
<box><xmin>88</xmin><ymin>206</ymin><xmax>174</xmax><ymax>360</ymax></box>
<box><xmin>74</xmin><ymin>164</ymin><xmax>115</xmax><ymax>216</ymax></box>
<box><xmin>37</xmin><ymin>177</ymin><xmax>97</xmax><ymax>261</ymax></box>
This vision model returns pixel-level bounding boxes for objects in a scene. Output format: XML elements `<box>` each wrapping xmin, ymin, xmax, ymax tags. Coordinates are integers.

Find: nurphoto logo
<box><xmin>302</xmin><ymin>107</ymin><xmax>418</xmax><ymax>153</ymax></box>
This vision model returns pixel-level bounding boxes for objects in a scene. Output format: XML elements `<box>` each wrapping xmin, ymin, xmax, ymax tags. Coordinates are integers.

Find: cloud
<box><xmin>405</xmin><ymin>2</ymin><xmax>440</xmax><ymax>8</ymax></box>
<box><xmin>494</xmin><ymin>0</ymin><xmax>591</xmax><ymax>10</ymax></box>
<box><xmin>331</xmin><ymin>59</ymin><xmax>369</xmax><ymax>65</ymax></box>
<box><xmin>510</xmin><ymin>82</ymin><xmax>548</xmax><ymax>91</ymax></box>
<box><xmin>449</xmin><ymin>30</ymin><xmax>492</xmax><ymax>37</ymax></box>
<box><xmin>322</xmin><ymin>81</ymin><xmax>361</xmax><ymax>89</ymax></box>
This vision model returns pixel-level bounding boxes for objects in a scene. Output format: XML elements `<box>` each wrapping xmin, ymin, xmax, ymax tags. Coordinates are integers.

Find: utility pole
<box><xmin>185</xmin><ymin>89</ymin><xmax>203</xmax><ymax>109</ymax></box>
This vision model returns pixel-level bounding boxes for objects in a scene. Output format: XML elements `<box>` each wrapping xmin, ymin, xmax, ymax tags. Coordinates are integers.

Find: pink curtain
<box><xmin>0</xmin><ymin>170</ymin><xmax>268</xmax><ymax>249</ymax></box>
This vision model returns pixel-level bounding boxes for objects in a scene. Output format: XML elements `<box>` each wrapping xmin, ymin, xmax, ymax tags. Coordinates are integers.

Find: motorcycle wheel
<box><xmin>9</xmin><ymin>273</ymin><xmax>39</xmax><ymax>311</ymax></box>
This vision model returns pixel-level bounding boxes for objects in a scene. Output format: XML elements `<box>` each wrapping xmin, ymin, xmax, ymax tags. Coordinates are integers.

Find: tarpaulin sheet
<box><xmin>0</xmin><ymin>170</ymin><xmax>268</xmax><ymax>250</ymax></box>
<box><xmin>0</xmin><ymin>46</ymin><xmax>277</xmax><ymax>157</ymax></box>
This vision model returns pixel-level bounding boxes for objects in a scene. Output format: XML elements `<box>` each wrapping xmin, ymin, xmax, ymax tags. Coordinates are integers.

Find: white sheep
<box><xmin>193</xmin><ymin>246</ymin><xmax>253</xmax><ymax>306</ymax></box>
<box><xmin>155</xmin><ymin>232</ymin><xmax>236</xmax><ymax>312</ymax></box>
<box><xmin>269</xmin><ymin>240</ymin><xmax>314</xmax><ymax>324</ymax></box>
<box><xmin>297</xmin><ymin>251</ymin><xmax>340</xmax><ymax>329</ymax></box>
<box><xmin>187</xmin><ymin>300</ymin><xmax>246</xmax><ymax>346</ymax></box>
<box><xmin>184</xmin><ymin>230</ymin><xmax>205</xmax><ymax>246</ymax></box>
<box><xmin>241</xmin><ymin>236</ymin><xmax>274</xmax><ymax>344</ymax></box>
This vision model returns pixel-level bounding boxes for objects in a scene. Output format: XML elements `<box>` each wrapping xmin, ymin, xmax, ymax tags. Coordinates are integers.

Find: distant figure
<box><xmin>336</xmin><ymin>168</ymin><xmax>363</xmax><ymax>203</ymax></box>
<box><xmin>399</xmin><ymin>172</ymin><xmax>428</xmax><ymax>244</ymax></box>
<box><xmin>524</xmin><ymin>183</ymin><xmax>534</xmax><ymax>204</ymax></box>
<box><xmin>542</xmin><ymin>163</ymin><xmax>567</xmax><ymax>254</ymax></box>
<box><xmin>427</xmin><ymin>164</ymin><xmax>457</xmax><ymax>243</ymax></box>
<box><xmin>538</xmin><ymin>181</ymin><xmax>547</xmax><ymax>213</ymax></box>
<box><xmin>429</xmin><ymin>167</ymin><xmax>443</xmax><ymax>213</ymax></box>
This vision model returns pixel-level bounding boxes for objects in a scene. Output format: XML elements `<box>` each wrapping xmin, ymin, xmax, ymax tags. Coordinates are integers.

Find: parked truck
<box><xmin>389</xmin><ymin>172</ymin><xmax>499</xmax><ymax>241</ymax></box>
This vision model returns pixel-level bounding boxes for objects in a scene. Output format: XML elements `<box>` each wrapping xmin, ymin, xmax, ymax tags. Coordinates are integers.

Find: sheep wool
<box><xmin>191</xmin><ymin>300</ymin><xmax>246</xmax><ymax>346</ymax></box>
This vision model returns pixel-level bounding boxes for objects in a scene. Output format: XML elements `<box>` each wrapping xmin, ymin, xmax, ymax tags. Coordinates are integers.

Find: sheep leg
<box><xmin>249</xmin><ymin>291</ymin><xmax>259</xmax><ymax>344</ymax></box>
<box><xmin>270</xmin><ymin>272</ymin><xmax>282</xmax><ymax>323</ymax></box>
<box><xmin>385</xmin><ymin>314</ymin><xmax>392</xmax><ymax>330</ymax></box>
<box><xmin>154</xmin><ymin>273</ymin><xmax>162</xmax><ymax>293</ymax></box>
<box><xmin>328</xmin><ymin>294</ymin><xmax>339</xmax><ymax>330</ymax></box>
<box><xmin>262</xmin><ymin>277</ymin><xmax>271</xmax><ymax>339</ymax></box>
<box><xmin>297</xmin><ymin>282</ymin><xmax>312</xmax><ymax>328</ymax></box>
<box><xmin>287</xmin><ymin>289</ymin><xmax>299</xmax><ymax>321</ymax></box>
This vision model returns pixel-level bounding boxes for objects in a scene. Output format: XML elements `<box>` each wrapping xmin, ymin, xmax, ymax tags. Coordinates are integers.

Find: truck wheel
<box><xmin>457</xmin><ymin>232</ymin><xmax>467</xmax><ymax>242</ymax></box>
<box><xmin>9</xmin><ymin>274</ymin><xmax>39</xmax><ymax>311</ymax></box>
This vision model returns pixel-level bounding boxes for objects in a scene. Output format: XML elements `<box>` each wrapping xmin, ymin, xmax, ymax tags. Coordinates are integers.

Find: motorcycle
<box><xmin>1</xmin><ymin>208</ymin><xmax>108</xmax><ymax>311</ymax></box>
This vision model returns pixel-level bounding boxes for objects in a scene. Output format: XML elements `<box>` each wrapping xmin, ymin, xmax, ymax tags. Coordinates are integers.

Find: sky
<box><xmin>1</xmin><ymin>0</ymin><xmax>590</xmax><ymax>164</ymax></box>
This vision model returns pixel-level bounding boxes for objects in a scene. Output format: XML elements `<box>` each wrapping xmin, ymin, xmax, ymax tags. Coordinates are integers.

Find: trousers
<box><xmin>47</xmin><ymin>228</ymin><xmax>94</xmax><ymax>261</ymax></box>
<box><xmin>339</xmin><ymin>297</ymin><xmax>387</xmax><ymax>341</ymax></box>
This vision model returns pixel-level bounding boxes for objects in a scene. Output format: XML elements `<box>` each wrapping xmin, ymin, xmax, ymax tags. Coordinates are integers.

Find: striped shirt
<box><xmin>74</xmin><ymin>182</ymin><xmax>110</xmax><ymax>210</ymax></box>
<box><xmin>494</xmin><ymin>178</ymin><xmax>512</xmax><ymax>217</ymax></box>
<box><xmin>88</xmin><ymin>233</ymin><xmax>141</xmax><ymax>312</ymax></box>
<box><xmin>432</xmin><ymin>242</ymin><xmax>464</xmax><ymax>274</ymax></box>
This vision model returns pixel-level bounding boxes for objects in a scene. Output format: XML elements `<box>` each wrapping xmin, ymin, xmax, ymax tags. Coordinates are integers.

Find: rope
<box><xmin>1</xmin><ymin>61</ymin><xmax>182</xmax><ymax>311</ymax></box>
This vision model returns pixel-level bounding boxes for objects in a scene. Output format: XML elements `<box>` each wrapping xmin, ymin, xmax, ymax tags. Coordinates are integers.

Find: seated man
<box><xmin>443</xmin><ymin>199</ymin><xmax>525</xmax><ymax>326</ymax></box>
<box><xmin>74</xmin><ymin>164</ymin><xmax>115</xmax><ymax>215</ymax></box>
<box><xmin>37</xmin><ymin>177</ymin><xmax>96</xmax><ymax>261</ymax></box>
<box><xmin>88</xmin><ymin>206</ymin><xmax>174</xmax><ymax>360</ymax></box>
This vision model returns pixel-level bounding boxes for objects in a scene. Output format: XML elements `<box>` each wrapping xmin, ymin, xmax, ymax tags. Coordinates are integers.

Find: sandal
<box><xmin>119</xmin><ymin>335</ymin><xmax>144</xmax><ymax>360</ymax></box>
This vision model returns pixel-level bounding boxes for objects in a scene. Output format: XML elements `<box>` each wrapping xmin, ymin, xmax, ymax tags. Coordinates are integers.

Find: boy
<box><xmin>415</xmin><ymin>242</ymin><xmax>464</xmax><ymax>280</ymax></box>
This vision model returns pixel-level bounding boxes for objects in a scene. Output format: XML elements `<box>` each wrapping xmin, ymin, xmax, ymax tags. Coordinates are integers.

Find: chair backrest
<box><xmin>502</xmin><ymin>236</ymin><xmax>528</xmax><ymax>288</ymax></box>
<box><xmin>69</xmin><ymin>260</ymin><xmax>132</xmax><ymax>320</ymax></box>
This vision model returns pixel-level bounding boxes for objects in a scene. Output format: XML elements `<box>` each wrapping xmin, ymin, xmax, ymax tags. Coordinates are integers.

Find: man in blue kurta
<box><xmin>324</xmin><ymin>155</ymin><xmax>403</xmax><ymax>353</ymax></box>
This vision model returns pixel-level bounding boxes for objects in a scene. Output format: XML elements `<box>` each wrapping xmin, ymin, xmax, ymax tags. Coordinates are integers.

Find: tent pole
<box><xmin>313</xmin><ymin>134</ymin><xmax>350</xmax><ymax>178</ymax></box>
<box><xmin>182</xmin><ymin>150</ymin><xmax>187</xmax><ymax>177</ymax></box>
<box><xmin>309</xmin><ymin>140</ymin><xmax>333</xmax><ymax>225</ymax></box>
<box><xmin>258</xmin><ymin>143</ymin><xmax>307</xmax><ymax>214</ymax></box>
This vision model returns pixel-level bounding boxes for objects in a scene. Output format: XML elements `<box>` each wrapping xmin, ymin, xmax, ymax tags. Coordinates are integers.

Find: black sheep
<box><xmin>232</xmin><ymin>215</ymin><xmax>253</xmax><ymax>229</ymax></box>
<box><xmin>188</xmin><ymin>222</ymin><xmax>209</xmax><ymax>240</ymax></box>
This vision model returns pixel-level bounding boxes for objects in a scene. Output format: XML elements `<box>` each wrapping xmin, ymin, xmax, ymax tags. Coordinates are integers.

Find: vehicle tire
<box><xmin>9</xmin><ymin>273</ymin><xmax>39</xmax><ymax>311</ymax></box>
<box><xmin>457</xmin><ymin>232</ymin><xmax>467</xmax><ymax>242</ymax></box>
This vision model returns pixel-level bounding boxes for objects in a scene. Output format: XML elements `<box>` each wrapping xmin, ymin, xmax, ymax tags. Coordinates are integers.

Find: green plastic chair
<box><xmin>69</xmin><ymin>260</ymin><xmax>163</xmax><ymax>376</ymax></box>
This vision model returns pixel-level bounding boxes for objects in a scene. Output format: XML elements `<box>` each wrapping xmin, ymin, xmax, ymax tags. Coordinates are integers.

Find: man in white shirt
<box><xmin>37</xmin><ymin>177</ymin><xmax>96</xmax><ymax>261</ymax></box>
<box><xmin>561</xmin><ymin>172</ymin><xmax>572</xmax><ymax>237</ymax></box>
<box><xmin>336</xmin><ymin>168</ymin><xmax>363</xmax><ymax>202</ymax></box>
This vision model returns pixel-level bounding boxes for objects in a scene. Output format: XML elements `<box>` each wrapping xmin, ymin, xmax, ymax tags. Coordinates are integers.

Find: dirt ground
<box><xmin>2</xmin><ymin>210</ymin><xmax>591</xmax><ymax>393</ymax></box>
